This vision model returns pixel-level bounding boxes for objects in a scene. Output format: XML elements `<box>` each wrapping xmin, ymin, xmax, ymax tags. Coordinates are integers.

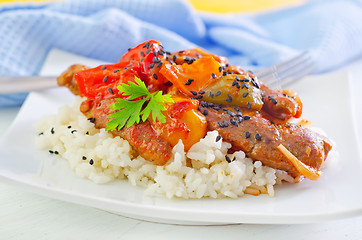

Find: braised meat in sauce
<box><xmin>57</xmin><ymin>40</ymin><xmax>332</xmax><ymax>180</ymax></box>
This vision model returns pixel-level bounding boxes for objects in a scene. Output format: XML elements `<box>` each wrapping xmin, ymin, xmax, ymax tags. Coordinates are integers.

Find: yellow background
<box><xmin>0</xmin><ymin>0</ymin><xmax>303</xmax><ymax>13</ymax></box>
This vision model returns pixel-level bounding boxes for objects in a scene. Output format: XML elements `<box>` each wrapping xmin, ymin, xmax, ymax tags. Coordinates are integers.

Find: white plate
<box><xmin>1</xmin><ymin>50</ymin><xmax>362</xmax><ymax>225</ymax></box>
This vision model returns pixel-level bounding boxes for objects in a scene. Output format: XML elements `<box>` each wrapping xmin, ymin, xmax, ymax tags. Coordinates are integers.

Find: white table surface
<box><xmin>1</xmin><ymin>59</ymin><xmax>362</xmax><ymax>239</ymax></box>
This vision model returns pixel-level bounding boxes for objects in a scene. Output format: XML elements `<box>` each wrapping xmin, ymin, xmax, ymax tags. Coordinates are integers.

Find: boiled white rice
<box><xmin>34</xmin><ymin>97</ymin><xmax>292</xmax><ymax>199</ymax></box>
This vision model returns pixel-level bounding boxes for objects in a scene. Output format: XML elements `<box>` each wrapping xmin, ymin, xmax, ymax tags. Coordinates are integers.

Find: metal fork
<box><xmin>0</xmin><ymin>52</ymin><xmax>316</xmax><ymax>94</ymax></box>
<box><xmin>255</xmin><ymin>51</ymin><xmax>316</xmax><ymax>88</ymax></box>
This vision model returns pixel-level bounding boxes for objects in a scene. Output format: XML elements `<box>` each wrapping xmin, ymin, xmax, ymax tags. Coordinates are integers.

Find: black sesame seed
<box><xmin>242</xmin><ymin>92</ymin><xmax>249</xmax><ymax>98</ymax></box>
<box><xmin>225</xmin><ymin>155</ymin><xmax>231</xmax><ymax>163</ymax></box>
<box><xmin>157</xmin><ymin>62</ymin><xmax>163</xmax><ymax>68</ymax></box>
<box><xmin>89</xmin><ymin>159</ymin><xmax>94</xmax><ymax>165</ymax></box>
<box><xmin>223</xmin><ymin>72</ymin><xmax>228</xmax><ymax>76</ymax></box>
<box><xmin>149</xmin><ymin>62</ymin><xmax>155</xmax><ymax>69</ymax></box>
<box><xmin>213</xmin><ymin>106</ymin><xmax>221</xmax><ymax>110</ymax></box>
<box><xmin>173</xmin><ymin>55</ymin><xmax>177</xmax><ymax>61</ymax></box>
<box><xmin>225</xmin><ymin>63</ymin><xmax>229</xmax><ymax>67</ymax></box>
<box><xmin>271</xmin><ymin>98</ymin><xmax>277</xmax><ymax>104</ymax></box>
<box><xmin>143</xmin><ymin>42</ymin><xmax>149</xmax><ymax>48</ymax></box>
<box><xmin>200</xmin><ymin>101</ymin><xmax>207</xmax><ymax>107</ymax></box>
<box><xmin>215</xmin><ymin>90</ymin><xmax>221</xmax><ymax>96</ymax></box>
<box><xmin>241</xmin><ymin>78</ymin><xmax>249</xmax><ymax>82</ymax></box>
<box><xmin>227</xmin><ymin>93</ymin><xmax>233</xmax><ymax>101</ymax></box>
<box><xmin>158</xmin><ymin>50</ymin><xmax>164</xmax><ymax>55</ymax></box>
<box><xmin>179</xmin><ymin>50</ymin><xmax>185</xmax><ymax>53</ymax></box>
<box><xmin>140</xmin><ymin>58</ymin><xmax>144</xmax><ymax>62</ymax></box>
<box><xmin>230</xmin><ymin>118</ymin><xmax>238</xmax><ymax>126</ymax></box>
<box><xmin>166</xmin><ymin>51</ymin><xmax>171</xmax><ymax>55</ymax></box>
<box><xmin>209</xmin><ymin>91</ymin><xmax>214</xmax><ymax>98</ymax></box>
<box><xmin>190</xmin><ymin>90</ymin><xmax>197</xmax><ymax>96</ymax></box>
<box><xmin>247</xmin><ymin>102</ymin><xmax>251</xmax><ymax>109</ymax></box>
<box><xmin>228</xmin><ymin>111</ymin><xmax>236</xmax><ymax>117</ymax></box>
<box><xmin>251</xmin><ymin>79</ymin><xmax>260</xmax><ymax>88</ymax></box>
<box><xmin>216</xmin><ymin>135</ymin><xmax>222</xmax><ymax>142</ymax></box>
<box><xmin>153</xmin><ymin>51</ymin><xmax>157</xmax><ymax>56</ymax></box>
<box><xmin>198</xmin><ymin>90</ymin><xmax>205</xmax><ymax>95</ymax></box>
<box><xmin>51</xmin><ymin>127</ymin><xmax>54</xmax><ymax>134</ymax></box>
<box><xmin>218</xmin><ymin>66</ymin><xmax>222</xmax><ymax>72</ymax></box>
<box><xmin>67</xmin><ymin>125</ymin><xmax>71</xmax><ymax>129</ymax></box>
<box><xmin>49</xmin><ymin>150</ymin><xmax>54</xmax><ymax>154</ymax></box>
<box><xmin>38</xmin><ymin>132</ymin><xmax>44</xmax><ymax>136</ymax></box>
<box><xmin>195</xmin><ymin>95</ymin><xmax>203</xmax><ymax>99</ymax></box>
<box><xmin>211</xmin><ymin>73</ymin><xmax>216</xmax><ymax>79</ymax></box>
<box><xmin>113</xmin><ymin>69</ymin><xmax>120</xmax><ymax>73</ymax></box>
<box><xmin>54</xmin><ymin>151</ymin><xmax>59</xmax><ymax>155</ymax></box>
<box><xmin>243</xmin><ymin>115</ymin><xmax>251</xmax><ymax>120</ymax></box>
<box><xmin>241</xmin><ymin>82</ymin><xmax>249</xmax><ymax>89</ymax></box>
<box><xmin>124</xmin><ymin>67</ymin><xmax>128</xmax><ymax>70</ymax></box>
<box><xmin>153</xmin><ymin>73</ymin><xmax>158</xmax><ymax>80</ymax></box>
<box><xmin>255</xmin><ymin>133</ymin><xmax>261</xmax><ymax>140</ymax></box>
<box><xmin>218</xmin><ymin>122</ymin><xmax>224</xmax><ymax>128</ymax></box>
<box><xmin>184</xmin><ymin>56</ymin><xmax>191</xmax><ymax>62</ymax></box>
<box><xmin>87</xmin><ymin>118</ymin><xmax>95</xmax><ymax>123</ymax></box>
<box><xmin>203</xmin><ymin>109</ymin><xmax>208</xmax><ymax>115</ymax></box>
<box><xmin>187</xmin><ymin>59</ymin><xmax>195</xmax><ymax>64</ymax></box>
<box><xmin>235</xmin><ymin>75</ymin><xmax>241</xmax><ymax>81</ymax></box>
<box><xmin>270</xmin><ymin>121</ymin><xmax>275</xmax><ymax>124</ymax></box>
<box><xmin>153</xmin><ymin>56</ymin><xmax>161</xmax><ymax>63</ymax></box>
<box><xmin>164</xmin><ymin>81</ymin><xmax>173</xmax><ymax>87</ymax></box>
<box><xmin>108</xmin><ymin>88</ymin><xmax>113</xmax><ymax>94</ymax></box>
<box><xmin>225</xmin><ymin>98</ymin><xmax>232</xmax><ymax>103</ymax></box>
<box><xmin>128</xmin><ymin>48</ymin><xmax>131</xmax><ymax>51</ymax></box>
<box><xmin>185</xmin><ymin>78</ymin><xmax>194</xmax><ymax>85</ymax></box>
<box><xmin>103</xmin><ymin>76</ymin><xmax>109</xmax><ymax>83</ymax></box>
<box><xmin>86</xmin><ymin>131</ymin><xmax>89</xmax><ymax>135</ymax></box>
<box><xmin>71</xmin><ymin>130</ymin><xmax>77</xmax><ymax>134</ymax></box>
<box><xmin>82</xmin><ymin>156</ymin><xmax>87</xmax><ymax>160</ymax></box>
<box><xmin>245</xmin><ymin>131</ymin><xmax>251</xmax><ymax>138</ymax></box>
<box><xmin>223</xmin><ymin>120</ymin><xmax>229</xmax><ymax>127</ymax></box>
<box><xmin>146</xmin><ymin>49</ymin><xmax>151</xmax><ymax>54</ymax></box>
<box><xmin>101</xmin><ymin>66</ymin><xmax>107</xmax><ymax>70</ymax></box>
<box><xmin>234</xmin><ymin>106</ymin><xmax>240</xmax><ymax>111</ymax></box>
<box><xmin>140</xmin><ymin>51</ymin><xmax>145</xmax><ymax>57</ymax></box>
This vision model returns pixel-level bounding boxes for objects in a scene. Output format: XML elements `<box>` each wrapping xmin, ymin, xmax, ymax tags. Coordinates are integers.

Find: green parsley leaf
<box><xmin>105</xmin><ymin>76</ymin><xmax>174</xmax><ymax>131</ymax></box>
<box><xmin>117</xmin><ymin>77</ymin><xmax>149</xmax><ymax>100</ymax></box>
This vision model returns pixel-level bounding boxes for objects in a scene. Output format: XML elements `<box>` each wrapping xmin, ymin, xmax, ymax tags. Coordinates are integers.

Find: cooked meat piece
<box><xmin>115</xmin><ymin>121</ymin><xmax>172</xmax><ymax>165</ymax></box>
<box><xmin>80</xmin><ymin>98</ymin><xmax>173</xmax><ymax>165</ymax></box>
<box><xmin>57</xmin><ymin>56</ymin><xmax>331</xmax><ymax>173</ymax></box>
<box><xmin>260</xmin><ymin>83</ymin><xmax>301</xmax><ymax>121</ymax></box>
<box><xmin>57</xmin><ymin>64</ymin><xmax>87</xmax><ymax>95</ymax></box>
<box><xmin>200</xmin><ymin>105</ymin><xmax>332</xmax><ymax>175</ymax></box>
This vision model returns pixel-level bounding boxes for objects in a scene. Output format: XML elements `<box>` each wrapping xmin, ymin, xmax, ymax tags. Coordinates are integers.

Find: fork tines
<box><xmin>255</xmin><ymin>51</ymin><xmax>317</xmax><ymax>88</ymax></box>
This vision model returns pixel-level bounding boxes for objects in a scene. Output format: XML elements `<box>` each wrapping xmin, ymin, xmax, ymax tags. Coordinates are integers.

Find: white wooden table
<box><xmin>1</xmin><ymin>60</ymin><xmax>362</xmax><ymax>239</ymax></box>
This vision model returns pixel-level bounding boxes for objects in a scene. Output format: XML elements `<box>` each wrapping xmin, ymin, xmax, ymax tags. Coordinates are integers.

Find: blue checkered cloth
<box><xmin>1</xmin><ymin>0</ymin><xmax>362</xmax><ymax>107</ymax></box>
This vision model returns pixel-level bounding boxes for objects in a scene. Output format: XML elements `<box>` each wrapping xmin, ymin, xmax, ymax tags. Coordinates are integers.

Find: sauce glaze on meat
<box><xmin>57</xmin><ymin>40</ymin><xmax>332</xmax><ymax>179</ymax></box>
